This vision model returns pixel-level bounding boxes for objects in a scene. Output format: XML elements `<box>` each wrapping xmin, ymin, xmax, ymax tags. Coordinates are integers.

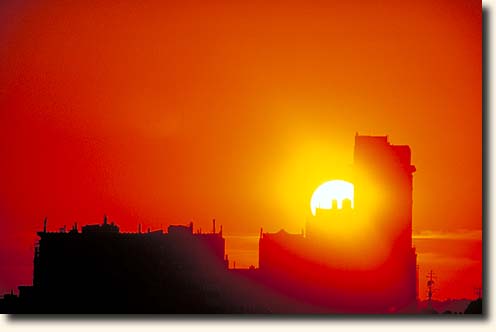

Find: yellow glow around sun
<box><xmin>310</xmin><ymin>180</ymin><xmax>354</xmax><ymax>216</ymax></box>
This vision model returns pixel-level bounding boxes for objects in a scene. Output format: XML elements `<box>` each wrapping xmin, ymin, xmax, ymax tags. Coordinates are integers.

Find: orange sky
<box><xmin>0</xmin><ymin>0</ymin><xmax>481</xmax><ymax>300</ymax></box>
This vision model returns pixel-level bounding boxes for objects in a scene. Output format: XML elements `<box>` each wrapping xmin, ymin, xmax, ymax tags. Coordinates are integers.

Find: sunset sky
<box><xmin>0</xmin><ymin>0</ymin><xmax>481</xmax><ymax>300</ymax></box>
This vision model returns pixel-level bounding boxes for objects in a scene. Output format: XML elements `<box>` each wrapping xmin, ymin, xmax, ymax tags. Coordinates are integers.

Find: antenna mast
<box><xmin>426</xmin><ymin>270</ymin><xmax>436</xmax><ymax>309</ymax></box>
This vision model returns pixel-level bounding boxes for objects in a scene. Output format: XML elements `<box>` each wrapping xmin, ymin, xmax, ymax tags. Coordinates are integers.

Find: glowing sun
<box><xmin>310</xmin><ymin>180</ymin><xmax>354</xmax><ymax>216</ymax></box>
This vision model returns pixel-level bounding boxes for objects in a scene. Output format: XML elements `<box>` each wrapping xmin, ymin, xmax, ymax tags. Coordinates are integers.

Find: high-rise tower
<box><xmin>353</xmin><ymin>134</ymin><xmax>417</xmax><ymax>310</ymax></box>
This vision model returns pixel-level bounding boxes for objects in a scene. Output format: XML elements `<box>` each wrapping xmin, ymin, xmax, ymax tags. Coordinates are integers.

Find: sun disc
<box><xmin>310</xmin><ymin>180</ymin><xmax>354</xmax><ymax>216</ymax></box>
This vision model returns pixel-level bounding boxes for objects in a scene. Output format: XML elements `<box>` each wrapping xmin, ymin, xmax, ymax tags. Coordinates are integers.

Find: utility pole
<box><xmin>426</xmin><ymin>270</ymin><xmax>436</xmax><ymax>309</ymax></box>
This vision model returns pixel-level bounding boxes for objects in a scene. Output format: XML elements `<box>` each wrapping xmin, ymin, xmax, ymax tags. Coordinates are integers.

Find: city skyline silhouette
<box><xmin>0</xmin><ymin>134</ymin><xmax>482</xmax><ymax>314</ymax></box>
<box><xmin>0</xmin><ymin>0</ymin><xmax>482</xmax><ymax>314</ymax></box>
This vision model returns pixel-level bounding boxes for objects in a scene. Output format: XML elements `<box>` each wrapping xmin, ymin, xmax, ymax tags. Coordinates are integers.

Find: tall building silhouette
<box><xmin>353</xmin><ymin>134</ymin><xmax>417</xmax><ymax>309</ymax></box>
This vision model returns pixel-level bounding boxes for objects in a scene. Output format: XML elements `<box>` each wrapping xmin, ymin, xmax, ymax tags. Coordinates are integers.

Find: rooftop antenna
<box><xmin>212</xmin><ymin>219</ymin><xmax>216</xmax><ymax>234</ymax></box>
<box><xmin>43</xmin><ymin>217</ymin><xmax>47</xmax><ymax>233</ymax></box>
<box><xmin>260</xmin><ymin>227</ymin><xmax>263</xmax><ymax>239</ymax></box>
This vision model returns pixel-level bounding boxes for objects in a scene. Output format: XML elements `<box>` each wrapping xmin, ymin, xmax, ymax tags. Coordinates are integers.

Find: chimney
<box><xmin>342</xmin><ymin>198</ymin><xmax>352</xmax><ymax>210</ymax></box>
<box><xmin>103</xmin><ymin>215</ymin><xmax>108</xmax><ymax>225</ymax></box>
<box><xmin>212</xmin><ymin>219</ymin><xmax>216</xmax><ymax>234</ymax></box>
<box><xmin>332</xmin><ymin>199</ymin><xmax>338</xmax><ymax>210</ymax></box>
<box><xmin>138</xmin><ymin>224</ymin><xmax>142</xmax><ymax>234</ymax></box>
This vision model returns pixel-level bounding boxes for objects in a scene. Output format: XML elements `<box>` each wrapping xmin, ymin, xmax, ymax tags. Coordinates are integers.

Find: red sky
<box><xmin>0</xmin><ymin>0</ymin><xmax>481</xmax><ymax>300</ymax></box>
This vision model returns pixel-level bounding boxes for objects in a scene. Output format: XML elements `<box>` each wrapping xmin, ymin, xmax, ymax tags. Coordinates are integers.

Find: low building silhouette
<box><xmin>28</xmin><ymin>217</ymin><xmax>228</xmax><ymax>313</ymax></box>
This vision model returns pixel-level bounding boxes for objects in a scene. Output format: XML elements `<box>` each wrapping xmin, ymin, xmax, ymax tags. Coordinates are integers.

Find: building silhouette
<box><xmin>25</xmin><ymin>217</ymin><xmax>228</xmax><ymax>313</ymax></box>
<box><xmin>464</xmin><ymin>298</ymin><xmax>482</xmax><ymax>314</ymax></box>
